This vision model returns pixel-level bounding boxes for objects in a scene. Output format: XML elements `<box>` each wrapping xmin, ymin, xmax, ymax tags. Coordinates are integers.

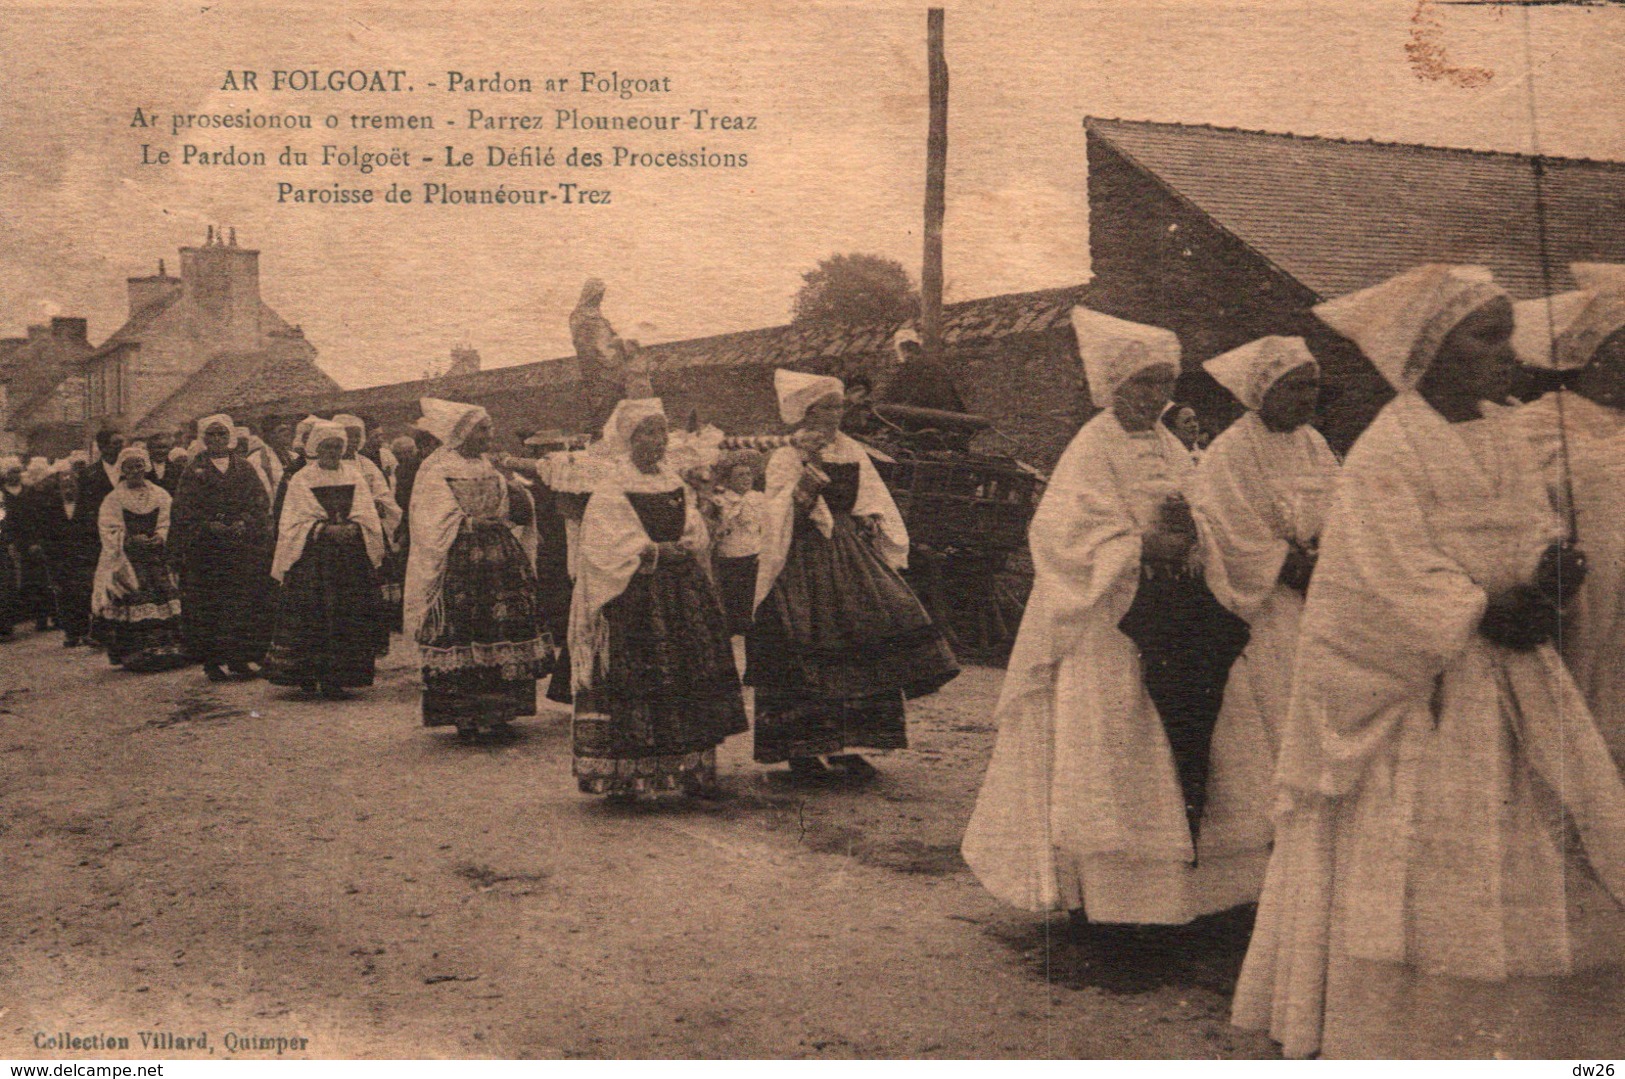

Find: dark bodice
<box><xmin>124</xmin><ymin>508</ymin><xmax>160</xmax><ymax>537</ymax></box>
<box><xmin>626</xmin><ymin>488</ymin><xmax>685</xmax><ymax>544</ymax></box>
<box><xmin>819</xmin><ymin>462</ymin><xmax>860</xmax><ymax>517</ymax></box>
<box><xmin>312</xmin><ymin>484</ymin><xmax>356</xmax><ymax>522</ymax></box>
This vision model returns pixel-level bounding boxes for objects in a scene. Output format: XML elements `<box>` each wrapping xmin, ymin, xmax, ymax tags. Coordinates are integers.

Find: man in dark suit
<box><xmin>143</xmin><ymin>430</ymin><xmax>181</xmax><ymax>494</ymax></box>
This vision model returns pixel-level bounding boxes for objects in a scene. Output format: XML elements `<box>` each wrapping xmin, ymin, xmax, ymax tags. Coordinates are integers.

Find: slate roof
<box><xmin>252</xmin><ymin>283</ymin><xmax>1093</xmax><ymax>427</ymax></box>
<box><xmin>1</xmin><ymin>330</ymin><xmax>94</xmax><ymax>432</ymax></box>
<box><xmin>139</xmin><ymin>342</ymin><xmax>340</xmax><ymax>431</ymax></box>
<box><xmin>85</xmin><ymin>292</ymin><xmax>181</xmax><ymax>363</ymax></box>
<box><xmin>1087</xmin><ymin>118</ymin><xmax>1625</xmax><ymax>300</ymax></box>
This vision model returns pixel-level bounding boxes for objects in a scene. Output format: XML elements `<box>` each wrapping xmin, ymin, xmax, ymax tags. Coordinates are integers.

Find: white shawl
<box><xmin>962</xmin><ymin>414</ymin><xmax>1208</xmax><ymax>912</ymax></box>
<box><xmin>1193</xmin><ymin>413</ymin><xmax>1340</xmax><ymax>623</ymax></box>
<box><xmin>752</xmin><ymin>431</ymin><xmax>908</xmax><ymax>612</ymax></box>
<box><xmin>569</xmin><ymin>458</ymin><xmax>708</xmax><ymax>691</ymax></box>
<box><xmin>91</xmin><ymin>482</ymin><xmax>172</xmax><ymax>617</ymax></box>
<box><xmin>353</xmin><ymin>454</ymin><xmax>403</xmax><ymax>540</ymax></box>
<box><xmin>270</xmin><ymin>459</ymin><xmax>385</xmax><ymax>582</ymax></box>
<box><xmin>403</xmin><ymin>448</ymin><xmax>511</xmax><ymax>641</ymax></box>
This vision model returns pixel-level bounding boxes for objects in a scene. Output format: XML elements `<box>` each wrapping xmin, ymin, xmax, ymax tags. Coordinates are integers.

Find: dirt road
<box><xmin>0</xmin><ymin>627</ymin><xmax>1276</xmax><ymax>1059</ymax></box>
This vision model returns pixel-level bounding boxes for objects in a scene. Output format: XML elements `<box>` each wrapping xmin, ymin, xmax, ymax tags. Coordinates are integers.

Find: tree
<box><xmin>791</xmin><ymin>253</ymin><xmax>919</xmax><ymax>327</ymax></box>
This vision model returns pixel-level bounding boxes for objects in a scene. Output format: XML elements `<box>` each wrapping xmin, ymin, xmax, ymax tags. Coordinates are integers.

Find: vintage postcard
<box><xmin>1</xmin><ymin>0</ymin><xmax>1621</xmax><ymax>1063</ymax></box>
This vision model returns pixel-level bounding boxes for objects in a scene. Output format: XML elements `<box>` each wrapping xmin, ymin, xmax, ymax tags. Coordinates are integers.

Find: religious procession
<box><xmin>2</xmin><ymin>258</ymin><xmax>1621</xmax><ymax>1059</ymax></box>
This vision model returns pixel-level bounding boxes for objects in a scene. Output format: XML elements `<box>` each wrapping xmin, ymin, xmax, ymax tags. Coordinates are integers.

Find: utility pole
<box><xmin>922</xmin><ymin>7</ymin><xmax>948</xmax><ymax>364</ymax></box>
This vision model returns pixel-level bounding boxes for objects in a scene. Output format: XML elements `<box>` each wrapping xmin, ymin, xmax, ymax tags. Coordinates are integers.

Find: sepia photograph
<box><xmin>0</xmin><ymin>0</ymin><xmax>1621</xmax><ymax>1064</ymax></box>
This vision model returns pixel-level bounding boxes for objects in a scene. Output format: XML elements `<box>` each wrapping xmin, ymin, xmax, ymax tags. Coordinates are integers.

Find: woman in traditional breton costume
<box><xmin>748</xmin><ymin>371</ymin><xmax>958</xmax><ymax>780</ymax></box>
<box><xmin>264</xmin><ymin>421</ymin><xmax>385</xmax><ymax>697</ymax></box>
<box><xmin>1191</xmin><ymin>338</ymin><xmax>1340</xmax><ymax>851</ymax></box>
<box><xmin>336</xmin><ymin>413</ymin><xmax>403</xmax><ymax>654</ymax></box>
<box><xmin>172</xmin><ymin>415</ymin><xmax>273</xmax><ymax>681</ymax></box>
<box><xmin>89</xmin><ymin>445</ymin><xmax>188</xmax><ymax>672</ymax></box>
<box><xmin>1510</xmin><ymin>263</ymin><xmax>1625</xmax><ymax>769</ymax></box>
<box><xmin>569</xmin><ymin>399</ymin><xmax>746</xmax><ymax>797</ymax></box>
<box><xmin>961</xmin><ymin>310</ymin><xmax>1257</xmax><ymax>930</ymax></box>
<box><xmin>38</xmin><ymin>461</ymin><xmax>100</xmax><ymax>647</ymax></box>
<box><xmin>1231</xmin><ymin>265</ymin><xmax>1625</xmax><ymax>1058</ymax></box>
<box><xmin>404</xmin><ymin>399</ymin><xmax>550</xmax><ymax>739</ymax></box>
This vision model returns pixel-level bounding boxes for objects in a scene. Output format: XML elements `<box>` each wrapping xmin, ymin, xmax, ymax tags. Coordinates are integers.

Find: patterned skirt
<box><xmin>92</xmin><ymin>543</ymin><xmax>188</xmax><ymax>673</ymax></box>
<box><xmin>746</xmin><ymin>515</ymin><xmax>958</xmax><ymax>764</ymax></box>
<box><xmin>263</xmin><ymin>532</ymin><xmax>382</xmax><ymax>689</ymax></box>
<box><xmin>573</xmin><ymin>553</ymin><xmax>748</xmax><ymax>795</ymax></box>
<box><xmin>419</xmin><ymin>521</ymin><xmax>550</xmax><ymax>730</ymax></box>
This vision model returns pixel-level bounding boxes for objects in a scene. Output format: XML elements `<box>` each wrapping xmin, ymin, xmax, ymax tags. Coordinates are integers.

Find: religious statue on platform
<box><xmin>570</xmin><ymin>278</ymin><xmax>656</xmax><ymax>432</ymax></box>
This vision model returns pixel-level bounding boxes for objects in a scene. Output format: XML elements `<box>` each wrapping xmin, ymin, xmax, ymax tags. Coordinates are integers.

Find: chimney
<box><xmin>179</xmin><ymin>229</ymin><xmax>261</xmax><ymax>349</ymax></box>
<box><xmin>26</xmin><ymin>323</ymin><xmax>47</xmax><ymax>342</ymax></box>
<box><xmin>126</xmin><ymin>258</ymin><xmax>181</xmax><ymax>318</ymax></box>
<box><xmin>446</xmin><ymin>345</ymin><xmax>481</xmax><ymax>377</ymax></box>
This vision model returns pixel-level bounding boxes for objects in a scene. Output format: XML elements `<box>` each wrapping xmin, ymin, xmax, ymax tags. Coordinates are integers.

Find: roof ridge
<box><xmin>1083</xmin><ymin>115</ymin><xmax>1625</xmax><ymax>170</ymax></box>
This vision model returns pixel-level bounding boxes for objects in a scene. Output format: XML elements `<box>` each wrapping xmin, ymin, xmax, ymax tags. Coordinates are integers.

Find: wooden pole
<box><xmin>922</xmin><ymin>8</ymin><xmax>948</xmax><ymax>365</ymax></box>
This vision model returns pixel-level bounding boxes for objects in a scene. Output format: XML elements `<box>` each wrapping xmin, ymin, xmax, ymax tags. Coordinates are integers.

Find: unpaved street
<box><xmin>1</xmin><ymin>628</ymin><xmax>1276</xmax><ymax>1059</ymax></box>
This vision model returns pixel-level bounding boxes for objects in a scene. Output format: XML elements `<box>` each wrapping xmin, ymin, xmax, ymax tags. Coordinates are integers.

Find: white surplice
<box><xmin>961</xmin><ymin>411</ymin><xmax>1269</xmax><ymax>923</ymax></box>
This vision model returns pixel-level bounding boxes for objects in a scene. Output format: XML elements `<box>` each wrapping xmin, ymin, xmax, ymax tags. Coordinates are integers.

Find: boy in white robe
<box><xmin>1510</xmin><ymin>263</ymin><xmax>1625</xmax><ymax>769</ymax></box>
<box><xmin>1232</xmin><ymin>264</ymin><xmax>1625</xmax><ymax>1059</ymax></box>
<box><xmin>962</xmin><ymin>308</ymin><xmax>1263</xmax><ymax>929</ymax></box>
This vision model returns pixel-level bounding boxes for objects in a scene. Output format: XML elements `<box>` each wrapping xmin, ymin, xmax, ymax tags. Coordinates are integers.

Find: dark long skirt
<box><xmin>419</xmin><ymin>520</ymin><xmax>550</xmax><ymax>732</ymax></box>
<box><xmin>714</xmin><ymin>553</ymin><xmax>758</xmax><ymax>636</ymax></box>
<box><xmin>545</xmin><ymin>638</ymin><xmax>574</xmax><ymax>705</ymax></box>
<box><xmin>0</xmin><ymin>541</ymin><xmax>20</xmax><ymax>635</ymax></box>
<box><xmin>17</xmin><ymin>543</ymin><xmax>53</xmax><ymax>629</ymax></box>
<box><xmin>92</xmin><ymin>543</ymin><xmax>188</xmax><ymax>672</ymax></box>
<box><xmin>263</xmin><ymin>531</ymin><xmax>381</xmax><ymax>689</ymax></box>
<box><xmin>52</xmin><ymin>560</ymin><xmax>96</xmax><ymax>641</ymax></box>
<box><xmin>182</xmin><ymin>536</ymin><xmax>271</xmax><ymax>666</ymax></box>
<box><xmin>383</xmin><ymin>533</ymin><xmax>408</xmax><ymax>633</ymax></box>
<box><xmin>572</xmin><ymin>554</ymin><xmax>748</xmax><ymax>794</ymax></box>
<box><xmin>747</xmin><ymin>515</ymin><xmax>958</xmax><ymax>764</ymax></box>
<box><xmin>1117</xmin><ymin>564</ymin><xmax>1251</xmax><ymax>837</ymax></box>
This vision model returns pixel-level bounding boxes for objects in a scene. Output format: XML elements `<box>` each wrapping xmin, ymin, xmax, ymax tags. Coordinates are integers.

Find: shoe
<box><xmin>787</xmin><ymin>756</ymin><xmax>829</xmax><ymax>780</ymax></box>
<box><xmin>318</xmin><ymin>684</ymin><xmax>354</xmax><ymax>701</ymax></box>
<box><xmin>228</xmin><ymin>661</ymin><xmax>261</xmax><ymax>680</ymax></box>
<box><xmin>63</xmin><ymin>636</ymin><xmax>82</xmax><ymax>648</ymax></box>
<box><xmin>300</xmin><ymin>681</ymin><xmax>318</xmax><ymax>694</ymax></box>
<box><xmin>204</xmin><ymin>664</ymin><xmax>228</xmax><ymax>683</ymax></box>
<box><xmin>826</xmin><ymin>754</ymin><xmax>879</xmax><ymax>779</ymax></box>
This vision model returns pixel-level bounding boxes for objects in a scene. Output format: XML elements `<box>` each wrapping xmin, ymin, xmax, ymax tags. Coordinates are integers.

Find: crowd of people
<box><xmin>1</xmin><ymin>260</ymin><xmax>1620</xmax><ymax>1058</ymax></box>
<box><xmin>0</xmin><ymin>375</ymin><xmax>960</xmax><ymax>797</ymax></box>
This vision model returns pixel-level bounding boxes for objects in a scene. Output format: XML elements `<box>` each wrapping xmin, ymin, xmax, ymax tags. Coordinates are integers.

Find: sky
<box><xmin>1</xmin><ymin>0</ymin><xmax>1621</xmax><ymax>388</ymax></box>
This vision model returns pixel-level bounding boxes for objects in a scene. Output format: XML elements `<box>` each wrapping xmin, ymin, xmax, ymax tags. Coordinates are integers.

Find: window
<box><xmin>88</xmin><ymin>352</ymin><xmax>130</xmax><ymax>419</ymax></box>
